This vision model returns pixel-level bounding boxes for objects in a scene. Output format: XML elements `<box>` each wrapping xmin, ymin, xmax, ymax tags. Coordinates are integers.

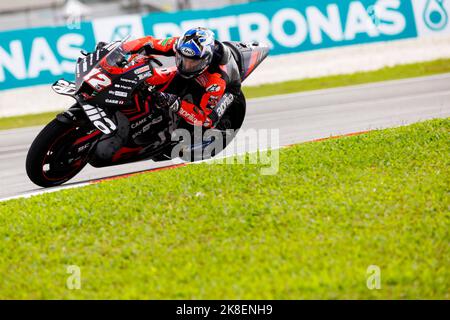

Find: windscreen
<box><xmin>102</xmin><ymin>42</ymin><xmax>148</xmax><ymax>73</ymax></box>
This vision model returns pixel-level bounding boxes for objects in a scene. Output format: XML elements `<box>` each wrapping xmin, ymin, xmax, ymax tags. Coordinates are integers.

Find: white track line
<box><xmin>0</xmin><ymin>182</ymin><xmax>91</xmax><ymax>202</ymax></box>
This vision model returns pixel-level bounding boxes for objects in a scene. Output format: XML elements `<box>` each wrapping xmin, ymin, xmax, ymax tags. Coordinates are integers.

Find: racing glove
<box><xmin>205</xmin><ymin>92</ymin><xmax>235</xmax><ymax>128</ymax></box>
<box><xmin>152</xmin><ymin>92</ymin><xmax>181</xmax><ymax>112</ymax></box>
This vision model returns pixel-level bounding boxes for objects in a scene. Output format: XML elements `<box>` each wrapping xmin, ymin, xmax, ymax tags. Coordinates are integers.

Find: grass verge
<box><xmin>0</xmin><ymin>111</ymin><xmax>60</xmax><ymax>131</ymax></box>
<box><xmin>1</xmin><ymin>58</ymin><xmax>450</xmax><ymax>131</ymax></box>
<box><xmin>0</xmin><ymin>118</ymin><xmax>448</xmax><ymax>299</ymax></box>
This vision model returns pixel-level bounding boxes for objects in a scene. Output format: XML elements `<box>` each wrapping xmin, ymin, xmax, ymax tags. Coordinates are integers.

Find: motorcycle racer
<box><xmin>122</xmin><ymin>27</ymin><xmax>242</xmax><ymax>128</ymax></box>
<box><xmin>26</xmin><ymin>28</ymin><xmax>268</xmax><ymax>187</ymax></box>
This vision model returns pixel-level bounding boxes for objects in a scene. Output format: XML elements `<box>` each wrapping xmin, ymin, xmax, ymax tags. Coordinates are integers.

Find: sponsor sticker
<box><xmin>137</xmin><ymin>70</ymin><xmax>153</xmax><ymax>80</ymax></box>
<box><xmin>120</xmin><ymin>78</ymin><xmax>138</xmax><ymax>84</ymax></box>
<box><xmin>216</xmin><ymin>94</ymin><xmax>234</xmax><ymax>117</ymax></box>
<box><xmin>180</xmin><ymin>47</ymin><xmax>196</xmax><ymax>57</ymax></box>
<box><xmin>142</xmin><ymin>123</ymin><xmax>151</xmax><ymax>133</ymax></box>
<box><xmin>206</xmin><ymin>84</ymin><xmax>221</xmax><ymax>93</ymax></box>
<box><xmin>134</xmin><ymin>65</ymin><xmax>150</xmax><ymax>74</ymax></box>
<box><xmin>131</xmin><ymin>117</ymin><xmax>147</xmax><ymax>129</ymax></box>
<box><xmin>179</xmin><ymin>108</ymin><xmax>199</xmax><ymax>123</ymax></box>
<box><xmin>115</xmin><ymin>84</ymin><xmax>132</xmax><ymax>90</ymax></box>
<box><xmin>114</xmin><ymin>90</ymin><xmax>128</xmax><ymax>97</ymax></box>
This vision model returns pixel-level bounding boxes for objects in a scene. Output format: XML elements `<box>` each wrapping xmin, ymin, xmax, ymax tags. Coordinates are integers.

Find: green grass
<box><xmin>1</xmin><ymin>58</ymin><xmax>450</xmax><ymax>130</ymax></box>
<box><xmin>0</xmin><ymin>119</ymin><xmax>448</xmax><ymax>299</ymax></box>
<box><xmin>0</xmin><ymin>111</ymin><xmax>60</xmax><ymax>131</ymax></box>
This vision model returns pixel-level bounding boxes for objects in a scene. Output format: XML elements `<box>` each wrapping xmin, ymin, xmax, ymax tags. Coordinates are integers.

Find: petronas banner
<box><xmin>0</xmin><ymin>0</ymin><xmax>449</xmax><ymax>91</ymax></box>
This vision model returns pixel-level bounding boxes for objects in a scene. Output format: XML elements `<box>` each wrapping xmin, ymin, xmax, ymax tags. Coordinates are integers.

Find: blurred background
<box><xmin>0</xmin><ymin>0</ymin><xmax>259</xmax><ymax>31</ymax></box>
<box><xmin>0</xmin><ymin>0</ymin><xmax>449</xmax><ymax>117</ymax></box>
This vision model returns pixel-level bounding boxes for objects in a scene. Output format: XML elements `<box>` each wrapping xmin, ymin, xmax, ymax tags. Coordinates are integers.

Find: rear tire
<box><xmin>26</xmin><ymin>119</ymin><xmax>90</xmax><ymax>187</ymax></box>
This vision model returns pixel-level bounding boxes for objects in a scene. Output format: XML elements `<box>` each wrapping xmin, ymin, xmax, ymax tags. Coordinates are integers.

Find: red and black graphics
<box><xmin>70</xmin><ymin>41</ymin><xmax>157</xmax><ymax>110</ymax></box>
<box><xmin>241</xmin><ymin>44</ymin><xmax>269</xmax><ymax>81</ymax></box>
<box><xmin>117</xmin><ymin>66</ymin><xmax>177</xmax><ymax>124</ymax></box>
<box><xmin>40</xmin><ymin>38</ymin><xmax>269</xmax><ymax>186</ymax></box>
<box><xmin>223</xmin><ymin>41</ymin><xmax>269</xmax><ymax>82</ymax></box>
<box><xmin>74</xmin><ymin>43</ymin><xmax>114</xmax><ymax>91</ymax></box>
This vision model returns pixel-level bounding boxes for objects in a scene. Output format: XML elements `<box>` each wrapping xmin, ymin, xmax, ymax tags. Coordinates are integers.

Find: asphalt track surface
<box><xmin>1</xmin><ymin>74</ymin><xmax>449</xmax><ymax>200</ymax></box>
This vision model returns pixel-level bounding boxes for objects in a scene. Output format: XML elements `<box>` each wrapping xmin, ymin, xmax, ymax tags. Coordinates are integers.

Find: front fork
<box><xmin>56</xmin><ymin>103</ymin><xmax>90</xmax><ymax>126</ymax></box>
<box><xmin>55</xmin><ymin>104</ymin><xmax>103</xmax><ymax>162</ymax></box>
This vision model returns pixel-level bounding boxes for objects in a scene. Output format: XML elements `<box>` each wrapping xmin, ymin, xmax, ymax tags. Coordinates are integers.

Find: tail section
<box><xmin>223</xmin><ymin>41</ymin><xmax>269</xmax><ymax>82</ymax></box>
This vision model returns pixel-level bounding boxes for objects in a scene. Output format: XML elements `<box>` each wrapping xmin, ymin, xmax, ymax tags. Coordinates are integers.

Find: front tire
<box><xmin>26</xmin><ymin>119</ymin><xmax>90</xmax><ymax>187</ymax></box>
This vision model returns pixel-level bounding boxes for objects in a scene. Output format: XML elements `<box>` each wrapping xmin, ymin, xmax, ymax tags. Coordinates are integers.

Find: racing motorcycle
<box><xmin>26</xmin><ymin>37</ymin><xmax>269</xmax><ymax>187</ymax></box>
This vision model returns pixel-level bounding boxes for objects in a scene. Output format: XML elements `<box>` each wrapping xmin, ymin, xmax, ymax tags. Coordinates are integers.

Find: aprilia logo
<box><xmin>215</xmin><ymin>93</ymin><xmax>234</xmax><ymax>117</ymax></box>
<box><xmin>179</xmin><ymin>108</ymin><xmax>200</xmax><ymax>124</ymax></box>
<box><xmin>82</xmin><ymin>104</ymin><xmax>117</xmax><ymax>134</ymax></box>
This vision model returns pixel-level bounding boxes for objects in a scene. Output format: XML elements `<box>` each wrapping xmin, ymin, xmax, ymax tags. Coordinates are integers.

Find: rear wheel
<box><xmin>26</xmin><ymin>119</ymin><xmax>93</xmax><ymax>187</ymax></box>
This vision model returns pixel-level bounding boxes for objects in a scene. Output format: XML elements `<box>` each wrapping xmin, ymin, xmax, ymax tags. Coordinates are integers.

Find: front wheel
<box><xmin>26</xmin><ymin>119</ymin><xmax>93</xmax><ymax>187</ymax></box>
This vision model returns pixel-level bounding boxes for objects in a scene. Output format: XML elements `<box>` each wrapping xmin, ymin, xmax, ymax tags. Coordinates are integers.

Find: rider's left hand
<box><xmin>202</xmin><ymin>118</ymin><xmax>213</xmax><ymax>128</ymax></box>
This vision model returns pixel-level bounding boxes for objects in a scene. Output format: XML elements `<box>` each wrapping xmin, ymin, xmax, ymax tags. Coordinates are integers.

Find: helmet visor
<box><xmin>176</xmin><ymin>52</ymin><xmax>207</xmax><ymax>77</ymax></box>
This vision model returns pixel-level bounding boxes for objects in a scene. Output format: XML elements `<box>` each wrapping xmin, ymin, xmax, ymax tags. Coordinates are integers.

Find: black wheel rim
<box><xmin>41</xmin><ymin>128</ymin><xmax>89</xmax><ymax>181</ymax></box>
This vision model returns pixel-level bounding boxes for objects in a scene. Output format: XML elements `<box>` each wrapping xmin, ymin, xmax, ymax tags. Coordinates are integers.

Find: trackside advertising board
<box><xmin>0</xmin><ymin>0</ymin><xmax>449</xmax><ymax>91</ymax></box>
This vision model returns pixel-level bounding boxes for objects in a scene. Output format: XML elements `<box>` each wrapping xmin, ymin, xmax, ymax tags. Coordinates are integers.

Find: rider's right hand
<box><xmin>152</xmin><ymin>92</ymin><xmax>181</xmax><ymax>112</ymax></box>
